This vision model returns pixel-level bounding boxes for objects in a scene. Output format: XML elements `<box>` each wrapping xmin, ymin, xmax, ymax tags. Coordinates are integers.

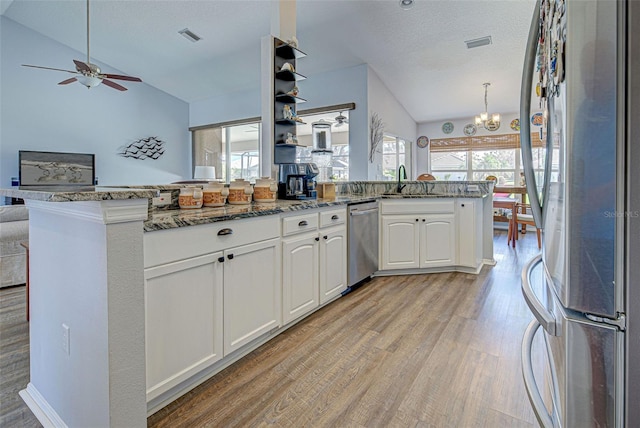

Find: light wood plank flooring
<box><xmin>0</xmin><ymin>230</ymin><xmax>541</xmax><ymax>427</ymax></box>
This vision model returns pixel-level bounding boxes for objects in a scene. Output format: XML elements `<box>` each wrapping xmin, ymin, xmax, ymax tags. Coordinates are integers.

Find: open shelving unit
<box><xmin>273</xmin><ymin>38</ymin><xmax>307</xmax><ymax>164</ymax></box>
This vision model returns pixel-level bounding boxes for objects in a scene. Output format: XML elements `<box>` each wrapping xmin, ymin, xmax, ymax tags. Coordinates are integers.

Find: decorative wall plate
<box><xmin>463</xmin><ymin>124</ymin><xmax>477</xmax><ymax>136</ymax></box>
<box><xmin>417</xmin><ymin>135</ymin><xmax>430</xmax><ymax>148</ymax></box>
<box><xmin>442</xmin><ymin>122</ymin><xmax>454</xmax><ymax>134</ymax></box>
<box><xmin>510</xmin><ymin>118</ymin><xmax>521</xmax><ymax>131</ymax></box>
<box><xmin>531</xmin><ymin>112</ymin><xmax>544</xmax><ymax>126</ymax></box>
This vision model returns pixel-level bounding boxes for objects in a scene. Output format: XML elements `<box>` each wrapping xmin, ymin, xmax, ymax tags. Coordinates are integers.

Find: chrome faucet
<box><xmin>397</xmin><ymin>164</ymin><xmax>407</xmax><ymax>193</ymax></box>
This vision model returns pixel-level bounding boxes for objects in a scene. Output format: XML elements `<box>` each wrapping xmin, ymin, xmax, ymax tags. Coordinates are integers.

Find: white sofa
<box><xmin>0</xmin><ymin>205</ymin><xmax>29</xmax><ymax>288</ymax></box>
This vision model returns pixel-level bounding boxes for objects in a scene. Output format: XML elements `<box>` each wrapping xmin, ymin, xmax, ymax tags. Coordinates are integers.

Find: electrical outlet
<box><xmin>62</xmin><ymin>323</ymin><xmax>70</xmax><ymax>355</ymax></box>
<box><xmin>467</xmin><ymin>184</ymin><xmax>479</xmax><ymax>191</ymax></box>
<box><xmin>152</xmin><ymin>192</ymin><xmax>172</xmax><ymax>207</ymax></box>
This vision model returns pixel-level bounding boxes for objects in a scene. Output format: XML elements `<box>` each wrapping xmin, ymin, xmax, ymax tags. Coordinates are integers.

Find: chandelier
<box><xmin>475</xmin><ymin>82</ymin><xmax>500</xmax><ymax>131</ymax></box>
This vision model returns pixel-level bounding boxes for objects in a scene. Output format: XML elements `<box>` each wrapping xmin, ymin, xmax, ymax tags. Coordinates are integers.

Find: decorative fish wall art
<box><xmin>119</xmin><ymin>136</ymin><xmax>166</xmax><ymax>160</ymax></box>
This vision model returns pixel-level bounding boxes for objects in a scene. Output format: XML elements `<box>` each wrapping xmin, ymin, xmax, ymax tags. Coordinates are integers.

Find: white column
<box><xmin>20</xmin><ymin>199</ymin><xmax>148</xmax><ymax>428</ymax></box>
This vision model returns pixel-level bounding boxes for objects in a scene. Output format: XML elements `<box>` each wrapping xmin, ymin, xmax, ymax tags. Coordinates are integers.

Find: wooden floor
<box><xmin>1</xmin><ymin>230</ymin><xmax>541</xmax><ymax>427</ymax></box>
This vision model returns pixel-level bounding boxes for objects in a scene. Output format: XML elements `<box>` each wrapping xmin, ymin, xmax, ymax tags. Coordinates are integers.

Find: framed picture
<box><xmin>19</xmin><ymin>150</ymin><xmax>95</xmax><ymax>187</ymax></box>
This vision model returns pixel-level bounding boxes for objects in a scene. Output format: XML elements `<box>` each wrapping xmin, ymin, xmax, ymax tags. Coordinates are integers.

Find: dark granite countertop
<box><xmin>144</xmin><ymin>196</ymin><xmax>376</xmax><ymax>231</ymax></box>
<box><xmin>0</xmin><ymin>186</ymin><xmax>158</xmax><ymax>202</ymax></box>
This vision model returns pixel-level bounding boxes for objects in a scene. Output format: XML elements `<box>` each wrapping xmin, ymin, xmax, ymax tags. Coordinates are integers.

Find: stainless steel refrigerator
<box><xmin>519</xmin><ymin>0</ymin><xmax>640</xmax><ymax>426</ymax></box>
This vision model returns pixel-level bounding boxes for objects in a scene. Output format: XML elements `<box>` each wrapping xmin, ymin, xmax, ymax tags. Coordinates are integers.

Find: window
<box><xmin>382</xmin><ymin>135</ymin><xmax>410</xmax><ymax>180</ymax></box>
<box><xmin>430</xmin><ymin>133</ymin><xmax>555</xmax><ymax>190</ymax></box>
<box><xmin>192</xmin><ymin>119</ymin><xmax>261</xmax><ymax>184</ymax></box>
<box><xmin>191</xmin><ymin>104</ymin><xmax>354</xmax><ymax>183</ymax></box>
<box><xmin>295</xmin><ymin>110</ymin><xmax>350</xmax><ymax>181</ymax></box>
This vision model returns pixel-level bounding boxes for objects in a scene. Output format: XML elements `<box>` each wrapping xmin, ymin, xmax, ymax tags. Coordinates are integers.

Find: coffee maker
<box><xmin>278</xmin><ymin>163</ymin><xmax>319</xmax><ymax>200</ymax></box>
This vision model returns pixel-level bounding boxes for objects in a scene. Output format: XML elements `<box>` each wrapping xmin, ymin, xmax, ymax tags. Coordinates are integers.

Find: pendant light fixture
<box><xmin>475</xmin><ymin>82</ymin><xmax>500</xmax><ymax>131</ymax></box>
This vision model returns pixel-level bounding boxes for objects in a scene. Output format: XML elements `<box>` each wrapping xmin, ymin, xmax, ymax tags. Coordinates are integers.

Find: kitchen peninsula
<box><xmin>0</xmin><ymin>180</ymin><xmax>494</xmax><ymax>427</ymax></box>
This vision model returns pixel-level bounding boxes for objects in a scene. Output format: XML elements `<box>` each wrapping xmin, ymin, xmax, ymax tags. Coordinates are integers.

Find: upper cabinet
<box><xmin>273</xmin><ymin>37</ymin><xmax>307</xmax><ymax>164</ymax></box>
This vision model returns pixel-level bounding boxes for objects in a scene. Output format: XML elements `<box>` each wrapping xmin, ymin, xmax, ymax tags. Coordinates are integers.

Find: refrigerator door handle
<box><xmin>521</xmin><ymin>319</ymin><xmax>554</xmax><ymax>428</ymax></box>
<box><xmin>521</xmin><ymin>254</ymin><xmax>557</xmax><ymax>336</ymax></box>
<box><xmin>519</xmin><ymin>0</ymin><xmax>543</xmax><ymax>228</ymax></box>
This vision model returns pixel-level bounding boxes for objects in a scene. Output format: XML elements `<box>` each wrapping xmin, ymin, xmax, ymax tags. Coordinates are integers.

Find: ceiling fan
<box><xmin>21</xmin><ymin>0</ymin><xmax>142</xmax><ymax>91</ymax></box>
<box><xmin>334</xmin><ymin>112</ymin><xmax>349</xmax><ymax>127</ymax></box>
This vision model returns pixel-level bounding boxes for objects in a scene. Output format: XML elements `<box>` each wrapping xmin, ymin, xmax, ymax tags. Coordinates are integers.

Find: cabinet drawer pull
<box><xmin>218</xmin><ymin>256</ymin><xmax>225</xmax><ymax>263</ymax></box>
<box><xmin>331</xmin><ymin>215</ymin><xmax>339</xmax><ymax>220</ymax></box>
<box><xmin>461</xmin><ymin>203</ymin><xmax>465</xmax><ymax>207</ymax></box>
<box><xmin>217</xmin><ymin>228</ymin><xmax>233</xmax><ymax>236</ymax></box>
<box><xmin>422</xmin><ymin>219</ymin><xmax>426</xmax><ymax>222</ymax></box>
<box><xmin>323</xmin><ymin>235</ymin><xmax>328</xmax><ymax>240</ymax></box>
<box><xmin>298</xmin><ymin>220</ymin><xmax>308</xmax><ymax>227</ymax></box>
<box><xmin>315</xmin><ymin>237</ymin><xmax>320</xmax><ymax>241</ymax></box>
<box><xmin>227</xmin><ymin>254</ymin><xmax>234</xmax><ymax>260</ymax></box>
<box><xmin>415</xmin><ymin>218</ymin><xmax>419</xmax><ymax>222</ymax></box>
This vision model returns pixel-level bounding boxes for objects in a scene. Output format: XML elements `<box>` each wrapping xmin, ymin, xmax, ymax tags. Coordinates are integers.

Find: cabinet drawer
<box><xmin>144</xmin><ymin>216</ymin><xmax>280</xmax><ymax>268</ymax></box>
<box><xmin>319</xmin><ymin>208</ymin><xmax>346</xmax><ymax>228</ymax></box>
<box><xmin>282</xmin><ymin>212</ymin><xmax>319</xmax><ymax>236</ymax></box>
<box><xmin>381</xmin><ymin>199</ymin><xmax>455</xmax><ymax>215</ymax></box>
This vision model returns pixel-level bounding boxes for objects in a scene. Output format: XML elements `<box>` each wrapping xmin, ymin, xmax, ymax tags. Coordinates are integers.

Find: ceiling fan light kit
<box><xmin>21</xmin><ymin>0</ymin><xmax>141</xmax><ymax>91</ymax></box>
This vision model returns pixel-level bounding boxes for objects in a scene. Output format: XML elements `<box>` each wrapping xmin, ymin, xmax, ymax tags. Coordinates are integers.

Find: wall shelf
<box><xmin>275</xmin><ymin>70</ymin><xmax>307</xmax><ymax>82</ymax></box>
<box><xmin>275</xmin><ymin>94</ymin><xmax>307</xmax><ymax>104</ymax></box>
<box><xmin>275</xmin><ymin>43</ymin><xmax>307</xmax><ymax>60</ymax></box>
<box><xmin>274</xmin><ymin>37</ymin><xmax>306</xmax><ymax>165</ymax></box>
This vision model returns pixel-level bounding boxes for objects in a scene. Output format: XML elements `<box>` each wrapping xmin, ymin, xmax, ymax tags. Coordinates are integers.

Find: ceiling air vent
<box><xmin>178</xmin><ymin>28</ymin><xmax>202</xmax><ymax>43</ymax></box>
<box><xmin>465</xmin><ymin>36</ymin><xmax>492</xmax><ymax>49</ymax></box>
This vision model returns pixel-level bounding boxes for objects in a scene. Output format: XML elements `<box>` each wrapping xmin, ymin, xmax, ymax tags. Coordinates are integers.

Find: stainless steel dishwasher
<box><xmin>347</xmin><ymin>200</ymin><xmax>379</xmax><ymax>290</ymax></box>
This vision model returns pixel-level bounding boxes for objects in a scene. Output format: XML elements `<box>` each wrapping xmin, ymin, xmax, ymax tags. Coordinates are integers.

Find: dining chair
<box><xmin>507</xmin><ymin>203</ymin><xmax>541</xmax><ymax>248</ymax></box>
<box><xmin>417</xmin><ymin>173</ymin><xmax>436</xmax><ymax>181</ymax></box>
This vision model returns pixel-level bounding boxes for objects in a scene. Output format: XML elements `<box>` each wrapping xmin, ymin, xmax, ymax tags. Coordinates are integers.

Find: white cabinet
<box><xmin>319</xmin><ymin>226</ymin><xmax>347</xmax><ymax>304</ymax></box>
<box><xmin>456</xmin><ymin>199</ymin><xmax>483</xmax><ymax>269</ymax></box>
<box><xmin>380</xmin><ymin>199</ymin><xmax>460</xmax><ymax>271</ymax></box>
<box><xmin>223</xmin><ymin>238</ymin><xmax>281</xmax><ymax>355</ymax></box>
<box><xmin>381</xmin><ymin>215</ymin><xmax>420</xmax><ymax>270</ymax></box>
<box><xmin>282</xmin><ymin>233</ymin><xmax>319</xmax><ymax>324</ymax></box>
<box><xmin>143</xmin><ymin>216</ymin><xmax>280</xmax><ymax>400</ymax></box>
<box><xmin>281</xmin><ymin>208</ymin><xmax>347</xmax><ymax>324</ymax></box>
<box><xmin>419</xmin><ymin>214</ymin><xmax>456</xmax><ymax>268</ymax></box>
<box><xmin>144</xmin><ymin>253</ymin><xmax>224</xmax><ymax>401</ymax></box>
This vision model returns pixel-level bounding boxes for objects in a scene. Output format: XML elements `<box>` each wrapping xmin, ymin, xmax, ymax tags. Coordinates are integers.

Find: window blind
<box><xmin>430</xmin><ymin>133</ymin><xmax>545</xmax><ymax>152</ymax></box>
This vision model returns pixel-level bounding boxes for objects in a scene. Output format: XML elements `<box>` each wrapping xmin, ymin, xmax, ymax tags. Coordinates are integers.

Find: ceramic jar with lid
<box><xmin>178</xmin><ymin>186</ymin><xmax>203</xmax><ymax>209</ymax></box>
<box><xmin>202</xmin><ymin>182</ymin><xmax>229</xmax><ymax>207</ymax></box>
<box><xmin>227</xmin><ymin>178</ymin><xmax>253</xmax><ymax>205</ymax></box>
<box><xmin>253</xmin><ymin>177</ymin><xmax>278</xmax><ymax>202</ymax></box>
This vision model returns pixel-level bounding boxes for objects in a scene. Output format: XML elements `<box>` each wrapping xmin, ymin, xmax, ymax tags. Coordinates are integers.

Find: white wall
<box><xmin>415</xmin><ymin>111</ymin><xmax>522</xmax><ymax>177</ymax></box>
<box><xmin>367</xmin><ymin>67</ymin><xmax>417</xmax><ymax>179</ymax></box>
<box><xmin>0</xmin><ymin>17</ymin><xmax>190</xmax><ymax>190</ymax></box>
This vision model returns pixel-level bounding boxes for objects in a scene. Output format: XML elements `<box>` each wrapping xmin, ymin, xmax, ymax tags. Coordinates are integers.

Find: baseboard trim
<box><xmin>20</xmin><ymin>383</ymin><xmax>68</xmax><ymax>428</ymax></box>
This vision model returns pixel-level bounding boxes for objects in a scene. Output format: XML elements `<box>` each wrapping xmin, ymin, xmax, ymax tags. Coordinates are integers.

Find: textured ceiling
<box><xmin>2</xmin><ymin>0</ymin><xmax>537</xmax><ymax>123</ymax></box>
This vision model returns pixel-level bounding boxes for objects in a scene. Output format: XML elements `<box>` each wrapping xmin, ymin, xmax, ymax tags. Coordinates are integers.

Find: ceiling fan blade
<box><xmin>73</xmin><ymin>59</ymin><xmax>91</xmax><ymax>73</ymax></box>
<box><xmin>102</xmin><ymin>79</ymin><xmax>128</xmax><ymax>91</ymax></box>
<box><xmin>102</xmin><ymin>73</ymin><xmax>142</xmax><ymax>82</ymax></box>
<box><xmin>58</xmin><ymin>77</ymin><xmax>78</xmax><ymax>85</ymax></box>
<box><xmin>22</xmin><ymin>64</ymin><xmax>79</xmax><ymax>74</ymax></box>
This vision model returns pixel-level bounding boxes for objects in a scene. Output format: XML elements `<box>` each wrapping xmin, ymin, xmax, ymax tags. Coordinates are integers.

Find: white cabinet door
<box><xmin>282</xmin><ymin>233</ymin><xmax>319</xmax><ymax>324</ymax></box>
<box><xmin>381</xmin><ymin>215</ymin><xmax>420</xmax><ymax>270</ymax></box>
<box><xmin>144</xmin><ymin>252</ymin><xmax>224</xmax><ymax>401</ymax></box>
<box><xmin>420</xmin><ymin>214</ymin><xmax>456</xmax><ymax>268</ymax></box>
<box><xmin>456</xmin><ymin>199</ymin><xmax>482</xmax><ymax>268</ymax></box>
<box><xmin>223</xmin><ymin>238</ymin><xmax>281</xmax><ymax>356</ymax></box>
<box><xmin>319</xmin><ymin>226</ymin><xmax>347</xmax><ymax>304</ymax></box>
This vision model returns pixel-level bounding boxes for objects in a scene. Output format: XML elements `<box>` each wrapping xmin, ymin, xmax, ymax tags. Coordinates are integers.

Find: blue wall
<box><xmin>0</xmin><ymin>17</ymin><xmax>190</xmax><ymax>189</ymax></box>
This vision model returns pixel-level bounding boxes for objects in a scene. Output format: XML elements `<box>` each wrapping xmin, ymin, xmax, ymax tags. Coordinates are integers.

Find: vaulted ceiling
<box><xmin>2</xmin><ymin>0</ymin><xmax>536</xmax><ymax>123</ymax></box>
